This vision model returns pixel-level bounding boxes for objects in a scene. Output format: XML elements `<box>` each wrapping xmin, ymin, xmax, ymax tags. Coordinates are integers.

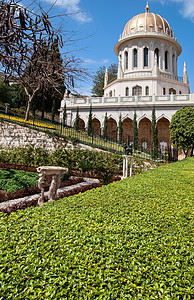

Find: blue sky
<box><xmin>23</xmin><ymin>0</ymin><xmax>194</xmax><ymax>95</ymax></box>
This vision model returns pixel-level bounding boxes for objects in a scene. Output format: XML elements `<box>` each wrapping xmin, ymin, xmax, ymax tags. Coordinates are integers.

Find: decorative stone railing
<box><xmin>37</xmin><ymin>166</ymin><xmax>68</xmax><ymax>206</ymax></box>
<box><xmin>63</xmin><ymin>94</ymin><xmax>194</xmax><ymax>108</ymax></box>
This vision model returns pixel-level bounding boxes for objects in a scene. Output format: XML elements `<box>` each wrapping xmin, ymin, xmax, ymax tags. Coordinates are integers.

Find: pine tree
<box><xmin>63</xmin><ymin>102</ymin><xmax>67</xmax><ymax>127</ymax></box>
<box><xmin>151</xmin><ymin>106</ymin><xmax>158</xmax><ymax>158</ymax></box>
<box><xmin>133</xmin><ymin>110</ymin><xmax>138</xmax><ymax>150</ymax></box>
<box><xmin>103</xmin><ymin>112</ymin><xmax>108</xmax><ymax>139</ymax></box>
<box><xmin>118</xmin><ymin>114</ymin><xmax>123</xmax><ymax>144</ymax></box>
<box><xmin>87</xmin><ymin>105</ymin><xmax>93</xmax><ymax>136</ymax></box>
<box><xmin>75</xmin><ymin>107</ymin><xmax>79</xmax><ymax>130</ymax></box>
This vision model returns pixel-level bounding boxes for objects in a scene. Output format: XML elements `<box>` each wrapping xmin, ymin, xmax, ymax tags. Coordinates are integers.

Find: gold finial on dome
<box><xmin>145</xmin><ymin>1</ymin><xmax>150</xmax><ymax>13</ymax></box>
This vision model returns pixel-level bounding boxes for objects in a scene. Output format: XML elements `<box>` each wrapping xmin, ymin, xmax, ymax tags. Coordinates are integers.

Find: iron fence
<box><xmin>0</xmin><ymin>112</ymin><xmax>178</xmax><ymax>162</ymax></box>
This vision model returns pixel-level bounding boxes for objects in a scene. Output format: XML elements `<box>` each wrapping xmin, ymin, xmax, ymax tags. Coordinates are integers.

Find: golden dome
<box><xmin>122</xmin><ymin>3</ymin><xmax>173</xmax><ymax>38</ymax></box>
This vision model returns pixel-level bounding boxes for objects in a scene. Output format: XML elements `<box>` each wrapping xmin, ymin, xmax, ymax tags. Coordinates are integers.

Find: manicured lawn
<box><xmin>0</xmin><ymin>158</ymin><xmax>193</xmax><ymax>299</ymax></box>
<box><xmin>0</xmin><ymin>169</ymin><xmax>38</xmax><ymax>193</ymax></box>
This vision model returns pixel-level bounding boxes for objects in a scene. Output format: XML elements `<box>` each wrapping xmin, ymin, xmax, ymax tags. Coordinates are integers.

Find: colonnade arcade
<box><xmin>74</xmin><ymin>116</ymin><xmax>170</xmax><ymax>151</ymax></box>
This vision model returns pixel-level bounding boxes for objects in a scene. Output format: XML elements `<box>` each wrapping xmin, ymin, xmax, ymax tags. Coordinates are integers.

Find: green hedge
<box><xmin>0</xmin><ymin>158</ymin><xmax>193</xmax><ymax>298</ymax></box>
<box><xmin>0</xmin><ymin>169</ymin><xmax>38</xmax><ymax>193</ymax></box>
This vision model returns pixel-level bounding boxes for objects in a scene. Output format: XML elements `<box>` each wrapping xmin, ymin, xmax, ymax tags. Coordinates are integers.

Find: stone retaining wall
<box><xmin>0</xmin><ymin>120</ymin><xmax>72</xmax><ymax>151</ymax></box>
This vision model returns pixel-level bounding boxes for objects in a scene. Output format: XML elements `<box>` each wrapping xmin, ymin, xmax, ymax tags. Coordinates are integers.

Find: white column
<box><xmin>139</xmin><ymin>47</ymin><xmax>143</xmax><ymax>70</ymax></box>
<box><xmin>128</xmin><ymin>47</ymin><xmax>132</xmax><ymax>71</ymax></box>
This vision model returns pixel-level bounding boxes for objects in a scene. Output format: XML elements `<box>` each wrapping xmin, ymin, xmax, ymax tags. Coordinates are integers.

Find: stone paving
<box><xmin>0</xmin><ymin>177</ymin><xmax>100</xmax><ymax>212</ymax></box>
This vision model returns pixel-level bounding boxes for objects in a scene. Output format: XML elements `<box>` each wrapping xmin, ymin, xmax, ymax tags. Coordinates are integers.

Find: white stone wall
<box><xmin>0</xmin><ymin>121</ymin><xmax>70</xmax><ymax>151</ymax></box>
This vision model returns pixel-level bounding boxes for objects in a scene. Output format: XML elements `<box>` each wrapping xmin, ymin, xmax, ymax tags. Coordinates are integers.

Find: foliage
<box><xmin>0</xmin><ymin>169</ymin><xmax>38</xmax><ymax>193</ymax></box>
<box><xmin>169</xmin><ymin>107</ymin><xmax>194</xmax><ymax>156</ymax></box>
<box><xmin>87</xmin><ymin>105</ymin><xmax>92</xmax><ymax>136</ymax></box>
<box><xmin>74</xmin><ymin>107</ymin><xmax>79</xmax><ymax>130</ymax></box>
<box><xmin>118</xmin><ymin>114</ymin><xmax>123</xmax><ymax>144</ymax></box>
<box><xmin>0</xmin><ymin>1</ymin><xmax>88</xmax><ymax>121</ymax></box>
<box><xmin>102</xmin><ymin>112</ymin><xmax>108</xmax><ymax>139</ymax></box>
<box><xmin>0</xmin><ymin>158</ymin><xmax>193</xmax><ymax>298</ymax></box>
<box><xmin>133</xmin><ymin>110</ymin><xmax>138</xmax><ymax>150</ymax></box>
<box><xmin>91</xmin><ymin>63</ymin><xmax>117</xmax><ymax>97</ymax></box>
<box><xmin>0</xmin><ymin>79</ymin><xmax>12</xmax><ymax>106</ymax></box>
<box><xmin>151</xmin><ymin>106</ymin><xmax>158</xmax><ymax>159</ymax></box>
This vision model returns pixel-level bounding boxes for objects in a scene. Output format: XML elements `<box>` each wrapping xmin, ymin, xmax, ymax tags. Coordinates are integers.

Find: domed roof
<box><xmin>122</xmin><ymin>2</ymin><xmax>174</xmax><ymax>38</ymax></box>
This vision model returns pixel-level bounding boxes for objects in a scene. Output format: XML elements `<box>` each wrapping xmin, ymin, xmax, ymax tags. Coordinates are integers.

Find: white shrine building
<box><xmin>60</xmin><ymin>2</ymin><xmax>194</xmax><ymax>150</ymax></box>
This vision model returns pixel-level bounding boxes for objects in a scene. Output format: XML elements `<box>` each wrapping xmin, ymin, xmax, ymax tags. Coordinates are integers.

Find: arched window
<box><xmin>132</xmin><ymin>85</ymin><xmax>142</xmax><ymax>96</ymax></box>
<box><xmin>109</xmin><ymin>90</ymin><xmax>112</xmax><ymax>97</ymax></box>
<box><xmin>160</xmin><ymin>140</ymin><xmax>167</xmax><ymax>154</ymax></box>
<box><xmin>142</xmin><ymin>140</ymin><xmax>148</xmax><ymax>150</ymax></box>
<box><xmin>125</xmin><ymin>87</ymin><xmax>129</xmax><ymax>96</ymax></box>
<box><xmin>163</xmin><ymin>87</ymin><xmax>166</xmax><ymax>95</ymax></box>
<box><xmin>165</xmin><ymin>51</ymin><xmax>168</xmax><ymax>70</ymax></box>
<box><xmin>144</xmin><ymin>47</ymin><xmax>148</xmax><ymax>67</ymax></box>
<box><xmin>145</xmin><ymin>86</ymin><xmax>149</xmax><ymax>95</ymax></box>
<box><xmin>155</xmin><ymin>48</ymin><xmax>159</xmax><ymax>66</ymax></box>
<box><xmin>133</xmin><ymin>48</ymin><xmax>138</xmax><ymax>68</ymax></box>
<box><xmin>169</xmin><ymin>88</ymin><xmax>176</xmax><ymax>95</ymax></box>
<box><xmin>179</xmin><ymin>91</ymin><xmax>182</xmax><ymax>94</ymax></box>
<box><xmin>125</xmin><ymin>51</ymin><xmax>128</xmax><ymax>70</ymax></box>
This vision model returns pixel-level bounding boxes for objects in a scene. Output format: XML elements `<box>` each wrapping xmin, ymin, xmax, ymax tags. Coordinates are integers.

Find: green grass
<box><xmin>0</xmin><ymin>158</ymin><xmax>193</xmax><ymax>299</ymax></box>
<box><xmin>0</xmin><ymin>169</ymin><xmax>38</xmax><ymax>193</ymax></box>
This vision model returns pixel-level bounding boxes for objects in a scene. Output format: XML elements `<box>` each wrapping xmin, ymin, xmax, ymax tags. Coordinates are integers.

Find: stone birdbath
<box><xmin>37</xmin><ymin>166</ymin><xmax>68</xmax><ymax>206</ymax></box>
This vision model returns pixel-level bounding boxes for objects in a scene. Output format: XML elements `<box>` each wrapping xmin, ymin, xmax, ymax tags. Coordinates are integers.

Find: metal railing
<box><xmin>0</xmin><ymin>112</ymin><xmax>177</xmax><ymax>162</ymax></box>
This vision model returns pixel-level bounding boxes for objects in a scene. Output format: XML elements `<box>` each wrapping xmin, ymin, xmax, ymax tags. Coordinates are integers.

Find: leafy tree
<box><xmin>0</xmin><ymin>79</ymin><xmax>12</xmax><ymax>106</ymax></box>
<box><xmin>169</xmin><ymin>107</ymin><xmax>194</xmax><ymax>157</ymax></box>
<box><xmin>87</xmin><ymin>105</ymin><xmax>92</xmax><ymax>136</ymax></box>
<box><xmin>102</xmin><ymin>112</ymin><xmax>108</xmax><ymax>139</ymax></box>
<box><xmin>74</xmin><ymin>107</ymin><xmax>79</xmax><ymax>131</ymax></box>
<box><xmin>0</xmin><ymin>1</ymin><xmax>88</xmax><ymax>121</ymax></box>
<box><xmin>118</xmin><ymin>114</ymin><xmax>123</xmax><ymax>144</ymax></box>
<box><xmin>91</xmin><ymin>63</ymin><xmax>117</xmax><ymax>97</ymax></box>
<box><xmin>151</xmin><ymin>106</ymin><xmax>158</xmax><ymax>158</ymax></box>
<box><xmin>133</xmin><ymin>110</ymin><xmax>138</xmax><ymax>150</ymax></box>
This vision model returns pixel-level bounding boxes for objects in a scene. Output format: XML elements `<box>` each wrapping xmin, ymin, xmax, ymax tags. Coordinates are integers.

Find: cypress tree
<box><xmin>63</xmin><ymin>102</ymin><xmax>66</xmax><ymax>127</ymax></box>
<box><xmin>133</xmin><ymin>110</ymin><xmax>138</xmax><ymax>150</ymax></box>
<box><xmin>151</xmin><ymin>106</ymin><xmax>158</xmax><ymax>158</ymax></box>
<box><xmin>103</xmin><ymin>112</ymin><xmax>108</xmax><ymax>139</ymax></box>
<box><xmin>51</xmin><ymin>97</ymin><xmax>56</xmax><ymax>124</ymax></box>
<box><xmin>75</xmin><ymin>106</ymin><xmax>79</xmax><ymax>130</ymax></box>
<box><xmin>87</xmin><ymin>105</ymin><xmax>93</xmax><ymax>136</ymax></box>
<box><xmin>118</xmin><ymin>114</ymin><xmax>123</xmax><ymax>144</ymax></box>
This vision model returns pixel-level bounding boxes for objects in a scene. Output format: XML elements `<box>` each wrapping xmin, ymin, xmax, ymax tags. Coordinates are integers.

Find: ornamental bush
<box><xmin>0</xmin><ymin>158</ymin><xmax>193</xmax><ymax>298</ymax></box>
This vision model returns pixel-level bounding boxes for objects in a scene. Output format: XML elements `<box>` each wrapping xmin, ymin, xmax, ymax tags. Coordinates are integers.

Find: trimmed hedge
<box><xmin>0</xmin><ymin>158</ymin><xmax>193</xmax><ymax>298</ymax></box>
<box><xmin>0</xmin><ymin>169</ymin><xmax>38</xmax><ymax>193</ymax></box>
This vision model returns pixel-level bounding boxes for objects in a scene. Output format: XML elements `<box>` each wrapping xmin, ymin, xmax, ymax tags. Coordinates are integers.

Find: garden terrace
<box><xmin>0</xmin><ymin>157</ymin><xmax>193</xmax><ymax>298</ymax></box>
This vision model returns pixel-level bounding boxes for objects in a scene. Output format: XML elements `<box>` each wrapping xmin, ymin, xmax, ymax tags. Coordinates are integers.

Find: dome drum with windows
<box><xmin>104</xmin><ymin>1</ymin><xmax>189</xmax><ymax>98</ymax></box>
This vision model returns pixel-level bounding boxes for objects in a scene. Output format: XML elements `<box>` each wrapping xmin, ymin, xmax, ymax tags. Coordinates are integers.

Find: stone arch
<box><xmin>138</xmin><ymin>117</ymin><xmax>151</xmax><ymax>148</ymax></box>
<box><xmin>79</xmin><ymin>118</ymin><xmax>85</xmax><ymax>131</ymax></box>
<box><xmin>157</xmin><ymin>117</ymin><xmax>170</xmax><ymax>149</ymax></box>
<box><xmin>92</xmin><ymin>117</ymin><xmax>101</xmax><ymax>136</ymax></box>
<box><xmin>122</xmin><ymin>117</ymin><xmax>133</xmax><ymax>143</ymax></box>
<box><xmin>107</xmin><ymin>117</ymin><xmax>117</xmax><ymax>140</ymax></box>
<box><xmin>73</xmin><ymin>117</ymin><xmax>85</xmax><ymax>131</ymax></box>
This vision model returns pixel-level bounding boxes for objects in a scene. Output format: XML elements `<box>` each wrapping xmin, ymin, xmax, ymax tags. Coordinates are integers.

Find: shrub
<box><xmin>0</xmin><ymin>158</ymin><xmax>193</xmax><ymax>298</ymax></box>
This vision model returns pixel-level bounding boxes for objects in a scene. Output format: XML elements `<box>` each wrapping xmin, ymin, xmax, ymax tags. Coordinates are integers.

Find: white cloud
<box><xmin>154</xmin><ymin>0</ymin><xmax>194</xmax><ymax>21</ymax></box>
<box><xmin>82</xmin><ymin>58</ymin><xmax>109</xmax><ymax>65</ymax></box>
<box><xmin>44</xmin><ymin>0</ymin><xmax>92</xmax><ymax>23</ymax></box>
